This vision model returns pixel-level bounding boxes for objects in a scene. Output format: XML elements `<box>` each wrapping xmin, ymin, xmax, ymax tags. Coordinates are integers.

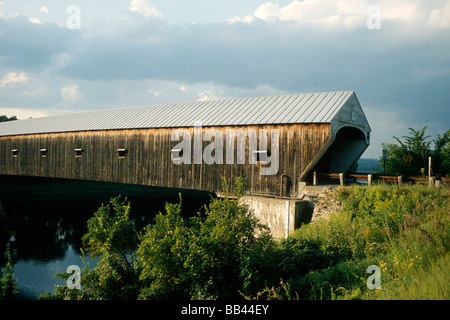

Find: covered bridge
<box><xmin>0</xmin><ymin>91</ymin><xmax>371</xmax><ymax>198</ymax></box>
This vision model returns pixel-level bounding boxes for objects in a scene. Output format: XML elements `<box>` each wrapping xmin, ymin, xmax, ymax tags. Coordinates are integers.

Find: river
<box><xmin>0</xmin><ymin>175</ymin><xmax>212</xmax><ymax>299</ymax></box>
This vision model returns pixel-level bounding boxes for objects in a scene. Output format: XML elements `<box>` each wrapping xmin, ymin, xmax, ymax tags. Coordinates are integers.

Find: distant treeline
<box><xmin>356</xmin><ymin>158</ymin><xmax>382</xmax><ymax>173</ymax></box>
<box><xmin>0</xmin><ymin>115</ymin><xmax>18</xmax><ymax>122</ymax></box>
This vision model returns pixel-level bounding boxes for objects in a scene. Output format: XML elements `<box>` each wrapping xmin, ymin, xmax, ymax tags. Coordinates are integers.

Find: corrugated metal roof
<box><xmin>0</xmin><ymin>91</ymin><xmax>354</xmax><ymax>137</ymax></box>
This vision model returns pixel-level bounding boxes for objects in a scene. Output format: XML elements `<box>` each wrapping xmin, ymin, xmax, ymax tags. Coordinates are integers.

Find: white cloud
<box><xmin>129</xmin><ymin>0</ymin><xmax>162</xmax><ymax>18</ymax></box>
<box><xmin>28</xmin><ymin>17</ymin><xmax>41</xmax><ymax>24</ymax></box>
<box><xmin>254</xmin><ymin>0</ymin><xmax>365</xmax><ymax>26</ymax></box>
<box><xmin>0</xmin><ymin>72</ymin><xmax>28</xmax><ymax>87</ymax></box>
<box><xmin>254</xmin><ymin>2</ymin><xmax>281</xmax><ymax>21</ymax></box>
<box><xmin>197</xmin><ymin>90</ymin><xmax>222</xmax><ymax>102</ymax></box>
<box><xmin>61</xmin><ymin>84</ymin><xmax>79</xmax><ymax>102</ymax></box>
<box><xmin>179</xmin><ymin>86</ymin><xmax>187</xmax><ymax>92</ymax></box>
<box><xmin>228</xmin><ymin>15</ymin><xmax>254</xmax><ymax>24</ymax></box>
<box><xmin>39</xmin><ymin>6</ymin><xmax>50</xmax><ymax>14</ymax></box>
<box><xmin>249</xmin><ymin>0</ymin><xmax>450</xmax><ymax>29</ymax></box>
<box><xmin>428</xmin><ymin>0</ymin><xmax>450</xmax><ymax>28</ymax></box>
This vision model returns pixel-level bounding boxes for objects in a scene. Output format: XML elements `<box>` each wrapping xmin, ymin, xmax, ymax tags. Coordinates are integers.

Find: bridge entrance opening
<box><xmin>311</xmin><ymin>126</ymin><xmax>369</xmax><ymax>179</ymax></box>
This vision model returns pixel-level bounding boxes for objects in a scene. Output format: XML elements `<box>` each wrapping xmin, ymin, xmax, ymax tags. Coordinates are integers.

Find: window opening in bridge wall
<box><xmin>40</xmin><ymin>149</ymin><xmax>48</xmax><ymax>158</ymax></box>
<box><xmin>117</xmin><ymin>148</ymin><xmax>128</xmax><ymax>159</ymax></box>
<box><xmin>75</xmin><ymin>148</ymin><xmax>83</xmax><ymax>158</ymax></box>
<box><xmin>11</xmin><ymin>149</ymin><xmax>18</xmax><ymax>158</ymax></box>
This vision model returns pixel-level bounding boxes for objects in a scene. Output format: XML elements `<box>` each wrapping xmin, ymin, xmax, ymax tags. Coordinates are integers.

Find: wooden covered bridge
<box><xmin>0</xmin><ymin>91</ymin><xmax>371</xmax><ymax>199</ymax></box>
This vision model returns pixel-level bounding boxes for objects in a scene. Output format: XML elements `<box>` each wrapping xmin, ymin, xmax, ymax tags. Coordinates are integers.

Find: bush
<box><xmin>0</xmin><ymin>252</ymin><xmax>17</xmax><ymax>300</ymax></box>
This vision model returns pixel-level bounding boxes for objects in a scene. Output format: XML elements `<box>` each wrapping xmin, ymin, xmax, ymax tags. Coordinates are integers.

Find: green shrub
<box><xmin>0</xmin><ymin>252</ymin><xmax>17</xmax><ymax>300</ymax></box>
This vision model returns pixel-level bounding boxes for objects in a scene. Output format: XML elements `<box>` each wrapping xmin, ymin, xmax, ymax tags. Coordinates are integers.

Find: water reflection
<box><xmin>13</xmin><ymin>246</ymin><xmax>97</xmax><ymax>299</ymax></box>
<box><xmin>0</xmin><ymin>175</ymin><xmax>212</xmax><ymax>299</ymax></box>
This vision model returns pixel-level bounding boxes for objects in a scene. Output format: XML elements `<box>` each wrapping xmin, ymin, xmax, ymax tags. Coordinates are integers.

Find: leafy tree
<box><xmin>184</xmin><ymin>178</ymin><xmax>271</xmax><ymax>299</ymax></box>
<box><xmin>381</xmin><ymin>126</ymin><xmax>450</xmax><ymax>177</ymax></box>
<box><xmin>137</xmin><ymin>198</ymin><xmax>191</xmax><ymax>300</ymax></box>
<box><xmin>432</xmin><ymin>129</ymin><xmax>450</xmax><ymax>178</ymax></box>
<box><xmin>0</xmin><ymin>115</ymin><xmax>17</xmax><ymax>122</ymax></box>
<box><xmin>82</xmin><ymin>196</ymin><xmax>138</xmax><ymax>266</ymax></box>
<box><xmin>137</xmin><ymin>176</ymin><xmax>276</xmax><ymax>300</ymax></box>
<box><xmin>80</xmin><ymin>196</ymin><xmax>140</xmax><ymax>299</ymax></box>
<box><xmin>43</xmin><ymin>196</ymin><xmax>141</xmax><ymax>300</ymax></box>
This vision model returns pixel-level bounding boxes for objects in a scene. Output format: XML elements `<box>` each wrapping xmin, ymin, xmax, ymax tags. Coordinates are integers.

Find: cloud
<box><xmin>428</xmin><ymin>1</ymin><xmax>450</xmax><ymax>28</ymax></box>
<box><xmin>129</xmin><ymin>0</ymin><xmax>162</xmax><ymax>18</ymax></box>
<box><xmin>228</xmin><ymin>15</ymin><xmax>254</xmax><ymax>24</ymax></box>
<box><xmin>253</xmin><ymin>0</ymin><xmax>367</xmax><ymax>27</ymax></box>
<box><xmin>0</xmin><ymin>16</ymin><xmax>76</xmax><ymax>71</ymax></box>
<box><xmin>249</xmin><ymin>0</ymin><xmax>450</xmax><ymax>30</ymax></box>
<box><xmin>197</xmin><ymin>89</ymin><xmax>223</xmax><ymax>102</ymax></box>
<box><xmin>28</xmin><ymin>17</ymin><xmax>41</xmax><ymax>24</ymax></box>
<box><xmin>61</xmin><ymin>84</ymin><xmax>79</xmax><ymax>102</ymax></box>
<box><xmin>254</xmin><ymin>2</ymin><xmax>281</xmax><ymax>21</ymax></box>
<box><xmin>39</xmin><ymin>6</ymin><xmax>50</xmax><ymax>14</ymax></box>
<box><xmin>0</xmin><ymin>72</ymin><xmax>28</xmax><ymax>87</ymax></box>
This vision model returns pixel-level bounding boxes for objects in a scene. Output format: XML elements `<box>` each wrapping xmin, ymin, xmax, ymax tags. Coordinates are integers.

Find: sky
<box><xmin>0</xmin><ymin>0</ymin><xmax>449</xmax><ymax>159</ymax></box>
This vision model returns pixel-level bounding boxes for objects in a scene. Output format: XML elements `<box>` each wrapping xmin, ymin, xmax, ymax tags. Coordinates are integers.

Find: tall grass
<box><xmin>287</xmin><ymin>184</ymin><xmax>449</xmax><ymax>300</ymax></box>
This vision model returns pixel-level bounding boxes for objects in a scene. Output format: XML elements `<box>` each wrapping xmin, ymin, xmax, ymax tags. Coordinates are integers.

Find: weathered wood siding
<box><xmin>0</xmin><ymin>124</ymin><xmax>331</xmax><ymax>196</ymax></box>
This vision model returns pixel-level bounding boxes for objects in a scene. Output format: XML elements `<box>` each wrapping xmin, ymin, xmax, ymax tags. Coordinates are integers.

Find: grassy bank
<box><xmin>286</xmin><ymin>183</ymin><xmax>449</xmax><ymax>300</ymax></box>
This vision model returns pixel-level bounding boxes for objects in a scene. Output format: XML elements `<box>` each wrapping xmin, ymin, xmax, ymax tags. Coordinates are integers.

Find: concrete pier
<box><xmin>240</xmin><ymin>196</ymin><xmax>313</xmax><ymax>238</ymax></box>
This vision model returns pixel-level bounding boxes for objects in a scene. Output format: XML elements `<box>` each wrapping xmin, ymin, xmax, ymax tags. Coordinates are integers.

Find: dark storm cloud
<box><xmin>0</xmin><ymin>16</ymin><xmax>78</xmax><ymax>71</ymax></box>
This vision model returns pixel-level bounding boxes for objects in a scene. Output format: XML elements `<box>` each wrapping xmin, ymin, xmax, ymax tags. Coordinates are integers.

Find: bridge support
<box><xmin>240</xmin><ymin>196</ymin><xmax>313</xmax><ymax>238</ymax></box>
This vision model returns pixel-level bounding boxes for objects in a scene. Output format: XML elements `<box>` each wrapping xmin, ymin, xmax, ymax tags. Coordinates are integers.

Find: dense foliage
<box><xmin>37</xmin><ymin>180</ymin><xmax>449</xmax><ymax>300</ymax></box>
<box><xmin>382</xmin><ymin>126</ymin><xmax>450</xmax><ymax>178</ymax></box>
<box><xmin>294</xmin><ymin>184</ymin><xmax>449</xmax><ymax>299</ymax></box>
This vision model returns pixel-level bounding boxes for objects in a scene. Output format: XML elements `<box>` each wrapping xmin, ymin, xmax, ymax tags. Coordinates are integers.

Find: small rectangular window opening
<box><xmin>117</xmin><ymin>148</ymin><xmax>128</xmax><ymax>159</ymax></box>
<box><xmin>12</xmin><ymin>149</ymin><xmax>18</xmax><ymax>158</ymax></box>
<box><xmin>40</xmin><ymin>149</ymin><xmax>48</xmax><ymax>158</ymax></box>
<box><xmin>75</xmin><ymin>148</ymin><xmax>83</xmax><ymax>158</ymax></box>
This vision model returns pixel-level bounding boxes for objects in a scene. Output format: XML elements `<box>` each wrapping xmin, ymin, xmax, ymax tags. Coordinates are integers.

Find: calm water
<box><xmin>0</xmin><ymin>175</ymin><xmax>212</xmax><ymax>299</ymax></box>
<box><xmin>11</xmin><ymin>245</ymin><xmax>96</xmax><ymax>299</ymax></box>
